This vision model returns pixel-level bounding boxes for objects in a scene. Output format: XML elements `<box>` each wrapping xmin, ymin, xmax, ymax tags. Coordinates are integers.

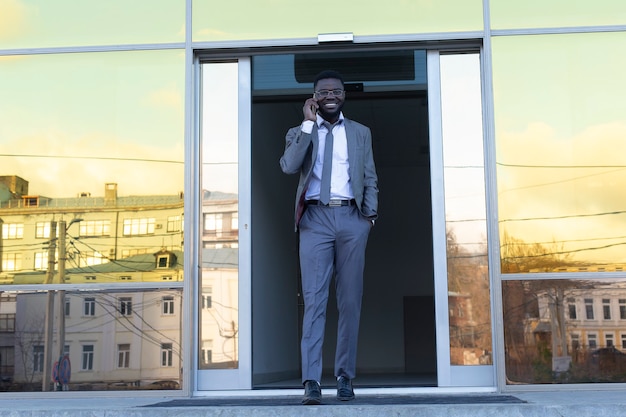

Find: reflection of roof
<box><xmin>202</xmin><ymin>248</ymin><xmax>238</xmax><ymax>269</ymax></box>
<box><xmin>1</xmin><ymin>194</ymin><xmax>184</xmax><ymax>210</ymax></box>
<box><xmin>54</xmin><ymin>195</ymin><xmax>183</xmax><ymax>208</ymax></box>
<box><xmin>11</xmin><ymin>251</ymin><xmax>184</xmax><ymax>284</ymax></box>
<box><xmin>66</xmin><ymin>251</ymin><xmax>184</xmax><ymax>274</ymax></box>
<box><xmin>533</xmin><ymin>321</ymin><xmax>552</xmax><ymax>333</ymax></box>
<box><xmin>203</xmin><ymin>190</ymin><xmax>238</xmax><ymax>201</ymax></box>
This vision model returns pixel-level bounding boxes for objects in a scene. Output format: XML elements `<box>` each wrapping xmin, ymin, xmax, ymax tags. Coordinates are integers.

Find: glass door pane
<box><xmin>197</xmin><ymin>60</ymin><xmax>251</xmax><ymax>390</ymax></box>
<box><xmin>429</xmin><ymin>51</ymin><xmax>494</xmax><ymax>386</ymax></box>
<box><xmin>440</xmin><ymin>53</ymin><xmax>492</xmax><ymax>367</ymax></box>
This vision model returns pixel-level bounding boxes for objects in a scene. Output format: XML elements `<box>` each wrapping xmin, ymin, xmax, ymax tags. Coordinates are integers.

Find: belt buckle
<box><xmin>328</xmin><ymin>199</ymin><xmax>342</xmax><ymax>207</ymax></box>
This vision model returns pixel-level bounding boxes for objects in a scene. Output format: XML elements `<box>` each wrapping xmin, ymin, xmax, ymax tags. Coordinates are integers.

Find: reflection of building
<box><xmin>533</xmin><ymin>281</ymin><xmax>626</xmax><ymax>354</ymax></box>
<box><xmin>0</xmin><ymin>176</ymin><xmax>242</xmax><ymax>389</ymax></box>
<box><xmin>199</xmin><ymin>190</ymin><xmax>240</xmax><ymax>369</ymax></box>
<box><xmin>199</xmin><ymin>248</ymin><xmax>238</xmax><ymax>368</ymax></box>
<box><xmin>12</xmin><ymin>287</ymin><xmax>182</xmax><ymax>390</ymax></box>
<box><xmin>0</xmin><ymin>176</ymin><xmax>184</xmax><ymax>282</ymax></box>
<box><xmin>0</xmin><ymin>176</ymin><xmax>186</xmax><ymax>390</ymax></box>
<box><xmin>202</xmin><ymin>190</ymin><xmax>238</xmax><ymax>249</ymax></box>
<box><xmin>0</xmin><ymin>293</ymin><xmax>16</xmax><ymax>383</ymax></box>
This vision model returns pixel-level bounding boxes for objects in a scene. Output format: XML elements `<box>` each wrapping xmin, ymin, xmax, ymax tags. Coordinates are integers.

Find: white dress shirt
<box><xmin>301</xmin><ymin>113</ymin><xmax>354</xmax><ymax>201</ymax></box>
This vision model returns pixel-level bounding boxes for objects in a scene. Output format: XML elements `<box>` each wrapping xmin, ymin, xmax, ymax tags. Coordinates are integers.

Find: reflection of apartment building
<box><xmin>198</xmin><ymin>191</ymin><xmax>240</xmax><ymax>369</ymax></box>
<box><xmin>0</xmin><ymin>293</ymin><xmax>16</xmax><ymax>383</ymax></box>
<box><xmin>12</xmin><ymin>287</ymin><xmax>182</xmax><ymax>389</ymax></box>
<box><xmin>201</xmin><ymin>190</ymin><xmax>238</xmax><ymax>249</ymax></box>
<box><xmin>0</xmin><ymin>176</ymin><xmax>184</xmax><ymax>282</ymax></box>
<box><xmin>0</xmin><ymin>176</ymin><xmax>239</xmax><ymax>389</ymax></box>
<box><xmin>199</xmin><ymin>247</ymin><xmax>238</xmax><ymax>368</ymax></box>
<box><xmin>533</xmin><ymin>281</ymin><xmax>626</xmax><ymax>353</ymax></box>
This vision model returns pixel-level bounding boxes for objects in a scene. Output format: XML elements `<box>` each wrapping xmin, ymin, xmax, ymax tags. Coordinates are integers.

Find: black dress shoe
<box><xmin>302</xmin><ymin>380</ymin><xmax>321</xmax><ymax>405</ymax></box>
<box><xmin>336</xmin><ymin>376</ymin><xmax>355</xmax><ymax>401</ymax></box>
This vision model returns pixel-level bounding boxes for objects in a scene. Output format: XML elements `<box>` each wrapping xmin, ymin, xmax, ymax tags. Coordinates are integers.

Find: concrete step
<box><xmin>0</xmin><ymin>390</ymin><xmax>624</xmax><ymax>417</ymax></box>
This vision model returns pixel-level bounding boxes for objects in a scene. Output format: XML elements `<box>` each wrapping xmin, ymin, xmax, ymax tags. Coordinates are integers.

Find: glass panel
<box><xmin>199</xmin><ymin>62</ymin><xmax>239</xmax><ymax>369</ymax></box>
<box><xmin>440</xmin><ymin>53</ymin><xmax>492</xmax><ymax>365</ymax></box>
<box><xmin>193</xmin><ymin>0</ymin><xmax>482</xmax><ymax>42</ymax></box>
<box><xmin>0</xmin><ymin>50</ymin><xmax>185</xmax><ymax>285</ymax></box>
<box><xmin>491</xmin><ymin>0</ymin><xmax>626</xmax><ymax>30</ymax></box>
<box><xmin>2</xmin><ymin>289</ymin><xmax>182</xmax><ymax>392</ymax></box>
<box><xmin>0</xmin><ymin>1</ymin><xmax>184</xmax><ymax>49</ymax></box>
<box><xmin>503</xmin><ymin>279</ymin><xmax>626</xmax><ymax>384</ymax></box>
<box><xmin>493</xmin><ymin>32</ymin><xmax>626</xmax><ymax>272</ymax></box>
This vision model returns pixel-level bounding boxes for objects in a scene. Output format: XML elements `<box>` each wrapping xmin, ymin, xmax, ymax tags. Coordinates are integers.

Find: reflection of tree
<box><xmin>14</xmin><ymin>315</ymin><xmax>45</xmax><ymax>385</ymax></box>
<box><xmin>501</xmin><ymin>230</ymin><xmax>574</xmax><ymax>273</ymax></box>
<box><xmin>446</xmin><ymin>229</ymin><xmax>492</xmax><ymax>364</ymax></box>
<box><xmin>502</xmin><ymin>232</ymin><xmax>597</xmax><ymax>383</ymax></box>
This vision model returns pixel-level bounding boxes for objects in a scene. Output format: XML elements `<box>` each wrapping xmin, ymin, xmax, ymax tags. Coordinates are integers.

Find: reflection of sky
<box><xmin>490</xmin><ymin>0</ymin><xmax>626</xmax><ymax>29</ymax></box>
<box><xmin>440</xmin><ymin>54</ymin><xmax>487</xmax><ymax>248</ymax></box>
<box><xmin>0</xmin><ymin>50</ymin><xmax>185</xmax><ymax>197</ymax></box>
<box><xmin>192</xmin><ymin>0</ymin><xmax>483</xmax><ymax>41</ymax></box>
<box><xmin>202</xmin><ymin>63</ymin><xmax>239</xmax><ymax>195</ymax></box>
<box><xmin>0</xmin><ymin>0</ymin><xmax>184</xmax><ymax>48</ymax></box>
<box><xmin>493</xmin><ymin>32</ymin><xmax>626</xmax><ymax>263</ymax></box>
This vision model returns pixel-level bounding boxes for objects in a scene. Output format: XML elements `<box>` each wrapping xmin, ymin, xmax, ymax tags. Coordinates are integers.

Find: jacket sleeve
<box><xmin>361</xmin><ymin>126</ymin><xmax>379</xmax><ymax>220</ymax></box>
<box><xmin>279</xmin><ymin>126</ymin><xmax>313</xmax><ymax>174</ymax></box>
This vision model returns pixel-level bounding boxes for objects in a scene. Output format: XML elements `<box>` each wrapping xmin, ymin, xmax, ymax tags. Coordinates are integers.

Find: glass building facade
<box><xmin>1</xmin><ymin>0</ymin><xmax>626</xmax><ymax>396</ymax></box>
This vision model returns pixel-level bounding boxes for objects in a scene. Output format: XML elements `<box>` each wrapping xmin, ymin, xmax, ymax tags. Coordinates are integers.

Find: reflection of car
<box><xmin>590</xmin><ymin>347</ymin><xmax>626</xmax><ymax>371</ymax></box>
<box><xmin>591</xmin><ymin>346</ymin><xmax>626</xmax><ymax>358</ymax></box>
<box><xmin>148</xmin><ymin>380</ymin><xmax>180</xmax><ymax>390</ymax></box>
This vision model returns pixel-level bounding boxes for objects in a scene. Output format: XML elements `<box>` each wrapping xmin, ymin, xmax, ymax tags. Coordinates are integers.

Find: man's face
<box><xmin>314</xmin><ymin>78</ymin><xmax>345</xmax><ymax>122</ymax></box>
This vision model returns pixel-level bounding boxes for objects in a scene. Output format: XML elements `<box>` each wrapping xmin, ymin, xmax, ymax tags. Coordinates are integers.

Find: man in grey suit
<box><xmin>280</xmin><ymin>70</ymin><xmax>378</xmax><ymax>405</ymax></box>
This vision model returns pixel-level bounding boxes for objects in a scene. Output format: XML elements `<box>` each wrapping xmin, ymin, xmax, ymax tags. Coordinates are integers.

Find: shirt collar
<box><xmin>316</xmin><ymin>112</ymin><xmax>344</xmax><ymax>128</ymax></box>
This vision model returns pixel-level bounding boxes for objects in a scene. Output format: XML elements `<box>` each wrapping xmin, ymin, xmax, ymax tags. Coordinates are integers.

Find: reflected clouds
<box><xmin>0</xmin><ymin>50</ymin><xmax>185</xmax><ymax>197</ymax></box>
<box><xmin>494</xmin><ymin>33</ymin><xmax>626</xmax><ymax>266</ymax></box>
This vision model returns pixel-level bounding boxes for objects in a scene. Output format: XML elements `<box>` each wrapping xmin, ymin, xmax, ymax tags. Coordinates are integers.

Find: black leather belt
<box><xmin>306</xmin><ymin>199</ymin><xmax>356</xmax><ymax>207</ymax></box>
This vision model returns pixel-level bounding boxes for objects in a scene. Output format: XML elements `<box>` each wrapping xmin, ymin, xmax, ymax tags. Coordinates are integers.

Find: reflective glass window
<box><xmin>491</xmin><ymin>0</ymin><xmax>626</xmax><ymax>30</ymax></box>
<box><xmin>0</xmin><ymin>50</ymin><xmax>185</xmax><ymax>286</ymax></box>
<box><xmin>0</xmin><ymin>1</ymin><xmax>184</xmax><ymax>49</ymax></box>
<box><xmin>5</xmin><ymin>289</ymin><xmax>182</xmax><ymax>391</ymax></box>
<box><xmin>503</xmin><ymin>279</ymin><xmax>626</xmax><ymax>384</ymax></box>
<box><xmin>193</xmin><ymin>0</ymin><xmax>482</xmax><ymax>42</ymax></box>
<box><xmin>493</xmin><ymin>33</ymin><xmax>626</xmax><ymax>272</ymax></box>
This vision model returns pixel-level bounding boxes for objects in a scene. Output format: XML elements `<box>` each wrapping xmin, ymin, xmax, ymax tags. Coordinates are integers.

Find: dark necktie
<box><xmin>320</xmin><ymin>121</ymin><xmax>334</xmax><ymax>205</ymax></box>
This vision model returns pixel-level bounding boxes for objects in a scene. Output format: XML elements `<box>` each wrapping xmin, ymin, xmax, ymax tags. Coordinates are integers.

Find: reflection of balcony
<box><xmin>202</xmin><ymin>229</ymin><xmax>239</xmax><ymax>239</ymax></box>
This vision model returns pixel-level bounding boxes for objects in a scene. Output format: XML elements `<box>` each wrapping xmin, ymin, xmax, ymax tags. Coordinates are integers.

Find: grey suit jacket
<box><xmin>280</xmin><ymin>118</ymin><xmax>378</xmax><ymax>231</ymax></box>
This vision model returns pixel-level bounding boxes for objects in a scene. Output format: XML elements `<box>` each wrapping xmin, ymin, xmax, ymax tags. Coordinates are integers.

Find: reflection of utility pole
<box><xmin>42</xmin><ymin>221</ymin><xmax>57</xmax><ymax>392</ymax></box>
<box><xmin>56</xmin><ymin>220</ymin><xmax>67</xmax><ymax>391</ymax></box>
<box><xmin>42</xmin><ymin>218</ymin><xmax>81</xmax><ymax>391</ymax></box>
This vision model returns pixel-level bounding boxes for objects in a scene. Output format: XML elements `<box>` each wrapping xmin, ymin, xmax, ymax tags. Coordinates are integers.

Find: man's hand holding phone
<box><xmin>303</xmin><ymin>96</ymin><xmax>318</xmax><ymax>122</ymax></box>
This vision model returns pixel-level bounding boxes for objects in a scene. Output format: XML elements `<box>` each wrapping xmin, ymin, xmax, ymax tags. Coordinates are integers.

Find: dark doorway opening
<box><xmin>250</xmin><ymin>52</ymin><xmax>435</xmax><ymax>388</ymax></box>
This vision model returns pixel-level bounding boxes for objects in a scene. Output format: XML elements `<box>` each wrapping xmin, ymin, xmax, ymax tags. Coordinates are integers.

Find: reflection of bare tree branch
<box><xmin>500</xmin><ymin>230</ymin><xmax>576</xmax><ymax>273</ymax></box>
<box><xmin>15</xmin><ymin>315</ymin><xmax>45</xmax><ymax>384</ymax></box>
<box><xmin>446</xmin><ymin>228</ymin><xmax>492</xmax><ymax>363</ymax></box>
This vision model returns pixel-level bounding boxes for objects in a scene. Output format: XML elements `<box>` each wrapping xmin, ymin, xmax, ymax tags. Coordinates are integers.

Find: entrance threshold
<box><xmin>192</xmin><ymin>386</ymin><xmax>497</xmax><ymax>398</ymax></box>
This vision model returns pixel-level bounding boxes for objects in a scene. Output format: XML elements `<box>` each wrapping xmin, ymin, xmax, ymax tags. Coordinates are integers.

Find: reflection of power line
<box><xmin>502</xmin><ymin>240</ymin><xmax>626</xmax><ymax>260</ymax></box>
<box><xmin>498</xmin><ymin>163</ymin><xmax>626</xmax><ymax>169</ymax></box>
<box><xmin>69</xmin><ymin>237</ymin><xmax>184</xmax><ymax>272</ymax></box>
<box><xmin>95</xmin><ymin>293</ymin><xmax>182</xmax><ymax>356</ymax></box>
<box><xmin>446</xmin><ymin>218</ymin><xmax>486</xmax><ymax>223</ymax></box>
<box><xmin>499</xmin><ymin>168</ymin><xmax>626</xmax><ymax>194</ymax></box>
<box><xmin>500</xmin><ymin>209</ymin><xmax>626</xmax><ymax>223</ymax></box>
<box><xmin>0</xmin><ymin>154</ymin><xmax>182</xmax><ymax>164</ymax></box>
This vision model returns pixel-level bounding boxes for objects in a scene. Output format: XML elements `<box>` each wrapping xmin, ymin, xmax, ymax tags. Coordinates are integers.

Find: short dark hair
<box><xmin>313</xmin><ymin>70</ymin><xmax>344</xmax><ymax>89</ymax></box>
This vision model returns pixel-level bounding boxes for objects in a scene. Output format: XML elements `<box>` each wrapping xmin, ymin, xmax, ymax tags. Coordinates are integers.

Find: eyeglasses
<box><xmin>314</xmin><ymin>89</ymin><xmax>345</xmax><ymax>98</ymax></box>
